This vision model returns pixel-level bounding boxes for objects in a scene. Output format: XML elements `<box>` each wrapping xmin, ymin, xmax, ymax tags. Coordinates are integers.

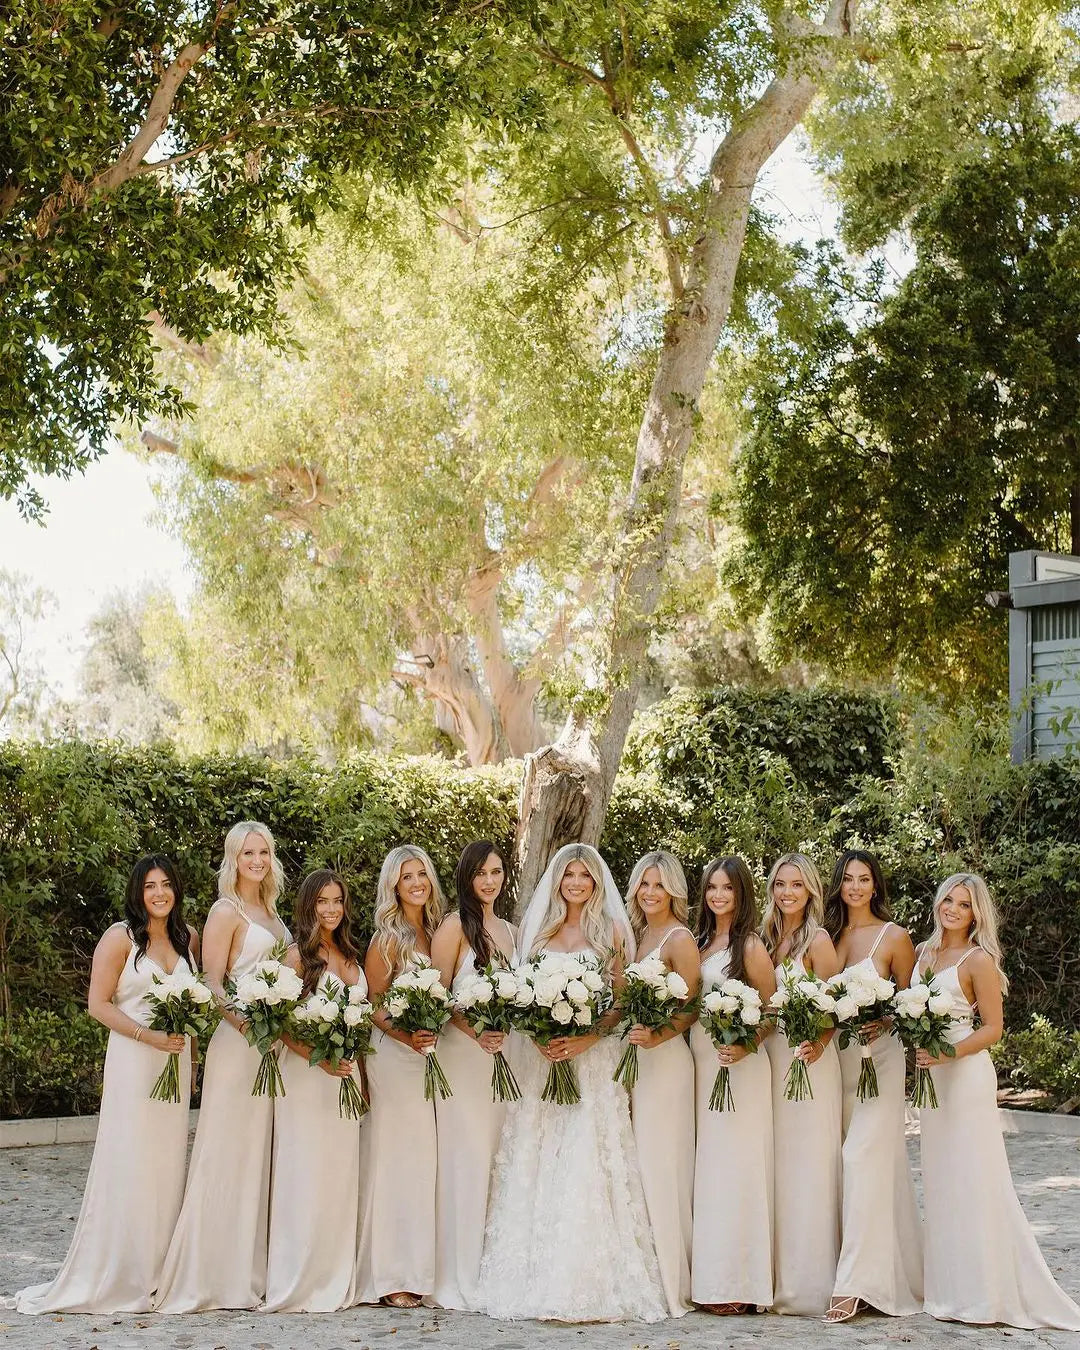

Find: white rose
<box><xmin>665</xmin><ymin>971</ymin><xmax>689</xmax><ymax>999</ymax></box>
<box><xmin>928</xmin><ymin>992</ymin><xmax>953</xmax><ymax>1016</ymax></box>
<box><xmin>494</xmin><ymin>971</ymin><xmax>519</xmax><ymax>1000</ymax></box>
<box><xmin>532</xmin><ymin>978</ymin><xmax>560</xmax><ymax>1009</ymax></box>
<box><xmin>471</xmin><ymin>980</ymin><xmax>494</xmax><ymax>1005</ymax></box>
<box><xmin>386</xmin><ymin>994</ymin><xmax>408</xmax><ymax>1018</ymax></box>
<box><xmin>263</xmin><ymin>986</ymin><xmax>286</xmax><ymax>1007</ymax></box>
<box><xmin>245</xmin><ymin>976</ymin><xmax>272</xmax><ymax>1003</ymax></box>
<box><xmin>414</xmin><ymin>966</ymin><xmax>442</xmax><ymax>991</ymax></box>
<box><xmin>852</xmin><ymin>983</ymin><xmax>878</xmax><ymax>1008</ymax></box>
<box><xmin>565</xmin><ymin>979</ymin><xmax>590</xmax><ymax>1006</ymax></box>
<box><xmin>741</xmin><ymin>1004</ymin><xmax>761</xmax><ymax>1026</ymax></box>
<box><xmin>513</xmin><ymin>983</ymin><xmax>536</xmax><ymax>1008</ymax></box>
<box><xmin>318</xmin><ymin>1000</ymin><xmax>339</xmax><ymax>1024</ymax></box>
<box><xmin>702</xmin><ymin>990</ymin><xmax>725</xmax><ymax>1013</ymax></box>
<box><xmin>720</xmin><ymin>977</ymin><xmax>745</xmax><ymax>997</ymax></box>
<box><xmin>551</xmin><ymin>999</ymin><xmax>574</xmax><ymax>1025</ymax></box>
<box><xmin>769</xmin><ymin>987</ymin><xmax>789</xmax><ymax>1008</ymax></box>
<box><xmin>573</xmin><ymin>1007</ymin><xmax>593</xmax><ymax>1027</ymax></box>
<box><xmin>581</xmin><ymin>970</ymin><xmax>604</xmax><ymax>992</ymax></box>
<box><xmin>833</xmin><ymin>995</ymin><xmax>859</xmax><ymax>1022</ymax></box>
<box><xmin>813</xmin><ymin>991</ymin><xmax>836</xmax><ymax>1014</ymax></box>
<box><xmin>796</xmin><ymin>979</ymin><xmax>820</xmax><ymax>999</ymax></box>
<box><xmin>191</xmin><ymin>982</ymin><xmax>213</xmax><ymax>1004</ymax></box>
<box><xmin>343</xmin><ymin>1005</ymin><xmax>365</xmax><ymax>1027</ymax></box>
<box><xmin>874</xmin><ymin>977</ymin><xmax>896</xmax><ymax>1002</ymax></box>
<box><xmin>716</xmin><ymin>994</ymin><xmax>740</xmax><ymax>1014</ymax></box>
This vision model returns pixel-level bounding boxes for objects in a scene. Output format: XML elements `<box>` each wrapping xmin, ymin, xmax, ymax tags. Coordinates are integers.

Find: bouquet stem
<box><xmin>252</xmin><ymin>1048</ymin><xmax>285</xmax><ymax>1098</ymax></box>
<box><xmin>612</xmin><ymin>1042</ymin><xmax>639</xmax><ymax>1092</ymax></box>
<box><xmin>423</xmin><ymin>1049</ymin><xmax>452</xmax><ymax>1101</ymax></box>
<box><xmin>856</xmin><ymin>1042</ymin><xmax>880</xmax><ymax>1102</ymax></box>
<box><xmin>709</xmin><ymin>1065</ymin><xmax>735</xmax><ymax>1112</ymax></box>
<box><xmin>541</xmin><ymin>1058</ymin><xmax>581</xmax><ymax>1105</ymax></box>
<box><xmin>339</xmin><ymin>1075</ymin><xmax>370</xmax><ymax>1120</ymax></box>
<box><xmin>911</xmin><ymin>1065</ymin><xmax>939</xmax><ymax>1110</ymax></box>
<box><xmin>490</xmin><ymin>1050</ymin><xmax>521</xmax><ymax>1104</ymax></box>
<box><xmin>149</xmin><ymin>1054</ymin><xmax>182</xmax><ymax>1104</ymax></box>
<box><xmin>784</xmin><ymin>1056</ymin><xmax>814</xmax><ymax>1102</ymax></box>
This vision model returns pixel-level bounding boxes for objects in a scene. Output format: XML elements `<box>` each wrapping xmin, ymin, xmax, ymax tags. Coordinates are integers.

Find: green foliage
<box><xmin>992</xmin><ymin>1015</ymin><xmax>1080</xmax><ymax>1108</ymax></box>
<box><xmin>0</xmin><ymin>1008</ymin><xmax>108</xmax><ymax>1118</ymax></box>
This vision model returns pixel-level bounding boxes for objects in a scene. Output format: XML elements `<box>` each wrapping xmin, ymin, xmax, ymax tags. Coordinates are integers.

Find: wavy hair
<box><xmin>625</xmin><ymin>851</ymin><xmax>689</xmax><ymax>937</ymax></box>
<box><xmin>218</xmin><ymin>821</ymin><xmax>284</xmax><ymax>916</ymax></box>
<box><xmin>293</xmin><ymin>869</ymin><xmax>362</xmax><ymax>997</ymax></box>
<box><xmin>454</xmin><ymin>840</ymin><xmax>509</xmax><ymax>970</ymax></box>
<box><xmin>823</xmin><ymin>849</ymin><xmax>892</xmax><ymax>942</ymax></box>
<box><xmin>923</xmin><ymin>872</ymin><xmax>1009</xmax><ymax>993</ymax></box>
<box><xmin>530</xmin><ymin>844</ymin><xmax>617</xmax><ymax>958</ymax></box>
<box><xmin>124</xmin><ymin>854</ymin><xmax>193</xmax><ymax>972</ymax></box>
<box><xmin>761</xmin><ymin>851</ymin><xmax>825</xmax><ymax>963</ymax></box>
<box><xmin>372</xmin><ymin>845</ymin><xmax>446</xmax><ymax>974</ymax></box>
<box><xmin>695</xmin><ymin>855</ymin><xmax>759</xmax><ymax>985</ymax></box>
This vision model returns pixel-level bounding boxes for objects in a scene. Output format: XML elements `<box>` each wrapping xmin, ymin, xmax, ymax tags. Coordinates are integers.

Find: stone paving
<box><xmin>0</xmin><ymin>1132</ymin><xmax>1077</xmax><ymax>1350</ymax></box>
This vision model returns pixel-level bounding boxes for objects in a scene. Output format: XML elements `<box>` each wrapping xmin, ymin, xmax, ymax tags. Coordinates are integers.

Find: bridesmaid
<box><xmin>824</xmin><ymin>849</ymin><xmax>922</xmax><ymax>1323</ymax></box>
<box><xmin>13</xmin><ymin>856</ymin><xmax>199</xmax><ymax>1314</ymax></box>
<box><xmin>690</xmin><ymin>856</ymin><xmax>776</xmax><ymax>1315</ymax></box>
<box><xmin>913</xmin><ymin>873</ymin><xmax>1080</xmax><ymax>1330</ymax></box>
<box><xmin>156</xmin><ymin>821</ymin><xmax>291</xmax><ymax>1312</ymax></box>
<box><xmin>264</xmin><ymin>869</ymin><xmax>366</xmax><ymax>1312</ymax></box>
<box><xmin>430</xmin><ymin>840</ymin><xmax>517</xmax><ymax>1311</ymax></box>
<box><xmin>624</xmin><ymin>850</ymin><xmax>700</xmax><ymax>1319</ymax></box>
<box><xmin>354</xmin><ymin>845</ymin><xmax>445</xmax><ymax>1308</ymax></box>
<box><xmin>761</xmin><ymin>851</ymin><xmax>842</xmax><ymax>1315</ymax></box>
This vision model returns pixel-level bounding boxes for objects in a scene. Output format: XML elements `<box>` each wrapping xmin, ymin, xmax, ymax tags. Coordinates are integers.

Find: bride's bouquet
<box><xmin>291</xmin><ymin>976</ymin><xmax>375</xmax><ymax>1119</ymax></box>
<box><xmin>454</xmin><ymin>963</ymin><xmax>522</xmax><ymax>1103</ymax></box>
<box><xmin>891</xmin><ymin>974</ymin><xmax>957</xmax><ymax>1109</ymax></box>
<box><xmin>828</xmin><ymin>968</ymin><xmax>897</xmax><ymax>1101</ymax></box>
<box><xmin>143</xmin><ymin>966</ymin><xmax>215</xmax><ymax>1102</ymax></box>
<box><xmin>382</xmin><ymin>958</ymin><xmax>453</xmax><ymax>1101</ymax></box>
<box><xmin>226</xmin><ymin>949</ymin><xmax>304</xmax><ymax>1097</ymax></box>
<box><xmin>698</xmin><ymin>977</ymin><xmax>764</xmax><ymax>1111</ymax></box>
<box><xmin>611</xmin><ymin>952</ymin><xmax>691</xmax><ymax>1091</ymax></box>
<box><xmin>768</xmin><ymin>967</ymin><xmax>836</xmax><ymax>1102</ymax></box>
<box><xmin>513</xmin><ymin>951</ymin><xmax>611</xmax><ymax>1105</ymax></box>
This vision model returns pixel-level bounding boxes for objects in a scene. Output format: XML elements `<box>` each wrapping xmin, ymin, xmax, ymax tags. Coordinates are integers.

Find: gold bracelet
<box><xmin>133</xmin><ymin>1027</ymin><xmax>143</xmax><ymax>1043</ymax></box>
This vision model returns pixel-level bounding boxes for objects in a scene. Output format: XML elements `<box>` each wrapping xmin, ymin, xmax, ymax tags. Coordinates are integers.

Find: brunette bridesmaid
<box><xmin>624</xmin><ymin>850</ymin><xmax>700</xmax><ymax>1319</ymax></box>
<box><xmin>354</xmin><ymin>845</ymin><xmax>445</xmax><ymax>1308</ymax></box>
<box><xmin>824</xmin><ymin>849</ymin><xmax>922</xmax><ymax>1323</ymax></box>
<box><xmin>690</xmin><ymin>856</ymin><xmax>776</xmax><ymax>1315</ymax></box>
<box><xmin>913</xmin><ymin>873</ymin><xmax>1080</xmax><ymax>1330</ymax></box>
<box><xmin>264</xmin><ymin>869</ymin><xmax>366</xmax><ymax>1312</ymax></box>
<box><xmin>430</xmin><ymin>841</ymin><xmax>518</xmax><ymax>1311</ymax></box>
<box><xmin>156</xmin><ymin>822</ymin><xmax>291</xmax><ymax>1312</ymax></box>
<box><xmin>12</xmin><ymin>856</ymin><xmax>199</xmax><ymax>1314</ymax></box>
<box><xmin>762</xmin><ymin>852</ymin><xmax>842</xmax><ymax>1316</ymax></box>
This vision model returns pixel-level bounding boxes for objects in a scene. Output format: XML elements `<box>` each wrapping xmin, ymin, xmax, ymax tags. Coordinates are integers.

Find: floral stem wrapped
<box><xmin>611</xmin><ymin>952</ymin><xmax>690</xmax><ymax>1092</ymax></box>
<box><xmin>382</xmin><ymin>959</ymin><xmax>453</xmax><ymax>1101</ymax></box>
<box><xmin>698</xmin><ymin>978</ymin><xmax>763</xmax><ymax>1111</ymax></box>
<box><xmin>891</xmin><ymin>972</ymin><xmax>957</xmax><ymax>1109</ymax></box>
<box><xmin>513</xmin><ymin>951</ymin><xmax>611</xmax><ymax>1105</ymax></box>
<box><xmin>827</xmin><ymin>968</ymin><xmax>897</xmax><ymax>1101</ymax></box>
<box><xmin>143</xmin><ymin>967</ymin><xmax>215</xmax><ymax>1103</ymax></box>
<box><xmin>768</xmin><ymin>967</ymin><xmax>836</xmax><ymax>1102</ymax></box>
<box><xmin>453</xmin><ymin>962</ymin><xmax>522</xmax><ymax>1103</ymax></box>
<box><xmin>225</xmin><ymin>947</ymin><xmax>304</xmax><ymax>1098</ymax></box>
<box><xmin>291</xmin><ymin>976</ymin><xmax>375</xmax><ymax>1119</ymax></box>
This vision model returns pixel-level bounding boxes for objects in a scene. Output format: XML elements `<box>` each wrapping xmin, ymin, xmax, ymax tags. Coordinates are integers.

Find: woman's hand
<box><xmin>860</xmin><ymin>1018</ymin><xmax>888</xmax><ymax>1044</ymax></box>
<box><xmin>542</xmin><ymin>1034</ymin><xmax>597</xmax><ymax>1062</ymax></box>
<box><xmin>915</xmin><ymin>1048</ymin><xmax>951</xmax><ymax>1069</ymax></box>
<box><xmin>627</xmin><ymin>1025</ymin><xmax>662</xmax><ymax>1049</ymax></box>
<box><xmin>716</xmin><ymin>1043</ymin><xmax>749</xmax><ymax>1066</ymax></box>
<box><xmin>796</xmin><ymin>1039</ymin><xmax>825</xmax><ymax>1065</ymax></box>
<box><xmin>147</xmin><ymin>1030</ymin><xmax>187</xmax><ymax>1054</ymax></box>
<box><xmin>410</xmin><ymin>1029</ymin><xmax>437</xmax><ymax>1055</ymax></box>
<box><xmin>477</xmin><ymin>1030</ymin><xmax>506</xmax><ymax>1055</ymax></box>
<box><xmin>319</xmin><ymin>1058</ymin><xmax>356</xmax><ymax>1079</ymax></box>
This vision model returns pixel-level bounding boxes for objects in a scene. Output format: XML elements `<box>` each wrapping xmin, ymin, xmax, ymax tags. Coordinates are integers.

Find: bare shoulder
<box><xmin>436</xmin><ymin>910</ymin><xmax>464</xmax><ymax>937</ymax></box>
<box><xmin>743</xmin><ymin>932</ymin><xmax>769</xmax><ymax>959</ymax></box>
<box><xmin>284</xmin><ymin>941</ymin><xmax>302</xmax><ymax>972</ymax></box>
<box><xmin>666</xmin><ymin>927</ymin><xmax>699</xmax><ymax>957</ymax></box>
<box><xmin>96</xmin><ymin>921</ymin><xmax>132</xmax><ymax>955</ymax></box>
<box><xmin>965</xmin><ymin>946</ymin><xmax>994</xmax><ymax>974</ymax></box>
<box><xmin>808</xmin><ymin>928</ymin><xmax>837</xmax><ymax>958</ymax></box>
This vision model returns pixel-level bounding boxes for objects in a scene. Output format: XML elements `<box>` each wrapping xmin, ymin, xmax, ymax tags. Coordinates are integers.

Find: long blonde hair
<box><xmin>625</xmin><ymin>850</ymin><xmax>689</xmax><ymax>937</ymax></box>
<box><xmin>218</xmin><ymin>821</ymin><xmax>284</xmax><ymax>916</ymax></box>
<box><xmin>761</xmin><ymin>851</ymin><xmax>825</xmax><ymax>962</ymax></box>
<box><xmin>372</xmin><ymin>845</ymin><xmax>446</xmax><ymax>974</ymax></box>
<box><xmin>923</xmin><ymin>872</ymin><xmax>1009</xmax><ymax>993</ymax></box>
<box><xmin>530</xmin><ymin>844</ymin><xmax>617</xmax><ymax>958</ymax></box>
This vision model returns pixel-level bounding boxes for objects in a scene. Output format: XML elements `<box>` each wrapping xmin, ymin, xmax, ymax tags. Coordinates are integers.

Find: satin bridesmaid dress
<box><xmin>915</xmin><ymin>955</ymin><xmax>1080</xmax><ymax>1330</ymax></box>
<box><xmin>155</xmin><ymin>916</ymin><xmax>287</xmax><ymax>1312</ymax></box>
<box><xmin>14</xmin><ymin>928</ymin><xmax>193</xmax><ymax>1313</ymax></box>
<box><xmin>690</xmin><ymin>947</ymin><xmax>773</xmax><ymax>1309</ymax></box>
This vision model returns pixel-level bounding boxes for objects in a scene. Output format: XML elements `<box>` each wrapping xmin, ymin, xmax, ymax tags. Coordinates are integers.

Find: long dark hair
<box><xmin>125</xmin><ymin>855</ymin><xmax>192</xmax><ymax>971</ymax></box>
<box><xmin>823</xmin><ymin>849</ymin><xmax>891</xmax><ymax>942</ymax></box>
<box><xmin>454</xmin><ymin>840</ymin><xmax>509</xmax><ymax>970</ymax></box>
<box><xmin>695</xmin><ymin>856</ymin><xmax>759</xmax><ymax>985</ymax></box>
<box><xmin>294</xmin><ymin>869</ymin><xmax>362</xmax><ymax>996</ymax></box>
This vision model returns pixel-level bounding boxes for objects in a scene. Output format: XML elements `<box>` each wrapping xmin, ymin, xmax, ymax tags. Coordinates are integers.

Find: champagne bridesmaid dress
<box><xmin>630</xmin><ymin>924</ymin><xmax>695</xmax><ymax>1318</ymax></box>
<box><xmin>767</xmin><ymin>955</ymin><xmax>843</xmax><ymax>1314</ymax></box>
<box><xmin>155</xmin><ymin>916</ymin><xmax>287</xmax><ymax>1312</ymax></box>
<box><xmin>14</xmin><ymin>929</ymin><xmax>193</xmax><ymax>1313</ymax></box>
<box><xmin>832</xmin><ymin>923</ymin><xmax>923</xmax><ymax>1315</ymax></box>
<box><xmin>264</xmin><ymin>968</ymin><xmax>368</xmax><ymax>1312</ymax></box>
<box><xmin>690</xmin><ymin>948</ymin><xmax>773</xmax><ymax>1309</ymax></box>
<box><xmin>914</xmin><ymin>956</ymin><xmax>1080</xmax><ymax>1330</ymax></box>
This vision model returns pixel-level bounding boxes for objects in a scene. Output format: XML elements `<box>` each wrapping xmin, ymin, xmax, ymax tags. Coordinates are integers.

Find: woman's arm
<box><xmin>200</xmin><ymin>902</ymin><xmax>247</xmax><ymax>1032</ymax></box>
<box><xmin>365</xmin><ymin>941</ymin><xmax>435</xmax><ymax>1054</ymax></box>
<box><xmin>888</xmin><ymin>926</ymin><xmax>917</xmax><ymax>990</ymax></box>
<box><xmin>798</xmin><ymin>929</ymin><xmax>840</xmax><ymax>1060</ymax></box>
<box><xmin>627</xmin><ymin>930</ymin><xmax>702</xmax><ymax>1048</ymax></box>
<box><xmin>87</xmin><ymin>926</ymin><xmax>184</xmax><ymax>1054</ymax></box>
<box><xmin>918</xmin><ymin>950</ymin><xmax>1003</xmax><ymax>1065</ymax></box>
<box><xmin>719</xmin><ymin>936</ymin><xmax>778</xmax><ymax>1063</ymax></box>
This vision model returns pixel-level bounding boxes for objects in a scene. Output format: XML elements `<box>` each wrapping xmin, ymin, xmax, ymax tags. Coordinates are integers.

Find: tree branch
<box><xmin>613</xmin><ymin>117</ymin><xmax>685</xmax><ymax>299</ymax></box>
<box><xmin>530</xmin><ymin>43</ymin><xmax>607</xmax><ymax>89</ymax></box>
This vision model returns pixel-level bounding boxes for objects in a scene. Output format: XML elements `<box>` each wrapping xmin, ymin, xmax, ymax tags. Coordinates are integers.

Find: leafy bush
<box><xmin>0</xmin><ymin>1008</ymin><xmax>108</xmax><ymax>1118</ymax></box>
<box><xmin>992</xmin><ymin>1016</ymin><xmax>1080</xmax><ymax>1109</ymax></box>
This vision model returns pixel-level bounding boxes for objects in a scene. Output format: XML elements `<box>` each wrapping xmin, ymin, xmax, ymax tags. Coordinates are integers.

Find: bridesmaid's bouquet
<box><xmin>454</xmin><ymin>963</ymin><xmax>523</xmax><ymax>1103</ymax></box>
<box><xmin>513</xmin><ymin>951</ymin><xmax>611</xmax><ymax>1105</ymax></box>
<box><xmin>768</xmin><ymin>968</ymin><xmax>836</xmax><ymax>1102</ymax></box>
<box><xmin>226</xmin><ymin>953</ymin><xmax>304</xmax><ymax>1098</ymax></box>
<box><xmin>382</xmin><ymin>959</ymin><xmax>454</xmax><ymax>1101</ymax></box>
<box><xmin>698</xmin><ymin>978</ymin><xmax>763</xmax><ymax>1111</ymax></box>
<box><xmin>611</xmin><ymin>952</ymin><xmax>691</xmax><ymax>1091</ymax></box>
<box><xmin>292</xmin><ymin>977</ymin><xmax>375</xmax><ymax>1119</ymax></box>
<box><xmin>891</xmin><ymin>975</ymin><xmax>957</xmax><ymax>1109</ymax></box>
<box><xmin>828</xmin><ymin>968</ymin><xmax>897</xmax><ymax>1101</ymax></box>
<box><xmin>143</xmin><ymin>967</ymin><xmax>215</xmax><ymax>1103</ymax></box>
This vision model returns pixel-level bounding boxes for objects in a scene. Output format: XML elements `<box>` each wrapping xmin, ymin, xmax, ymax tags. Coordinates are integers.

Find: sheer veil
<box><xmin>515</xmin><ymin>843</ymin><xmax>634</xmax><ymax>963</ymax></box>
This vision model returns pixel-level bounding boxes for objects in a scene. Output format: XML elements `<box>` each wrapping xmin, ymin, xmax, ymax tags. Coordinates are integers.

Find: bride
<box><xmin>477</xmin><ymin>843</ymin><xmax>667</xmax><ymax>1323</ymax></box>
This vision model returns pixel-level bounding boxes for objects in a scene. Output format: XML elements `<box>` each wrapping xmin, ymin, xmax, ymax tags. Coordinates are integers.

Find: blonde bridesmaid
<box><xmin>156</xmin><ymin>822</ymin><xmax>291</xmax><ymax>1312</ymax></box>
<box><xmin>264</xmin><ymin>869</ymin><xmax>366</xmax><ymax>1312</ymax></box>
<box><xmin>690</xmin><ymin>856</ymin><xmax>776</xmax><ymax>1315</ymax></box>
<box><xmin>824</xmin><ymin>849</ymin><xmax>922</xmax><ymax>1323</ymax></box>
<box><xmin>913</xmin><ymin>874</ymin><xmax>1080</xmax><ymax>1330</ymax></box>
<box><xmin>625</xmin><ymin>850</ymin><xmax>700</xmax><ymax>1319</ymax></box>
<box><xmin>354</xmin><ymin>845</ymin><xmax>445</xmax><ymax>1308</ymax></box>
<box><xmin>762</xmin><ymin>852</ymin><xmax>842</xmax><ymax>1316</ymax></box>
<box><xmin>12</xmin><ymin>857</ymin><xmax>199</xmax><ymax>1314</ymax></box>
<box><xmin>430</xmin><ymin>840</ymin><xmax>517</xmax><ymax>1311</ymax></box>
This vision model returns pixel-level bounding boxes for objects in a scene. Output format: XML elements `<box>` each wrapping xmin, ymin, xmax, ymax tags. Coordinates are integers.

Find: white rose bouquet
<box><xmin>768</xmin><ymin>967</ymin><xmax>836</xmax><ymax>1102</ymax></box>
<box><xmin>827</xmin><ymin>968</ymin><xmax>897</xmax><ymax>1101</ymax></box>
<box><xmin>891</xmin><ymin>974</ymin><xmax>957</xmax><ymax>1109</ymax></box>
<box><xmin>454</xmin><ymin>962</ymin><xmax>522</xmax><ymax>1103</ymax></box>
<box><xmin>611</xmin><ymin>952</ymin><xmax>692</xmax><ymax>1091</ymax></box>
<box><xmin>143</xmin><ymin>966</ymin><xmax>215</xmax><ymax>1103</ymax></box>
<box><xmin>291</xmin><ymin>976</ymin><xmax>375</xmax><ymax>1119</ymax></box>
<box><xmin>698</xmin><ymin>977</ymin><xmax>763</xmax><ymax>1111</ymax></box>
<box><xmin>513</xmin><ymin>951</ymin><xmax>611</xmax><ymax>1105</ymax></box>
<box><xmin>382</xmin><ymin>958</ymin><xmax>453</xmax><ymax>1101</ymax></box>
<box><xmin>225</xmin><ymin>950</ymin><xmax>305</xmax><ymax>1097</ymax></box>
